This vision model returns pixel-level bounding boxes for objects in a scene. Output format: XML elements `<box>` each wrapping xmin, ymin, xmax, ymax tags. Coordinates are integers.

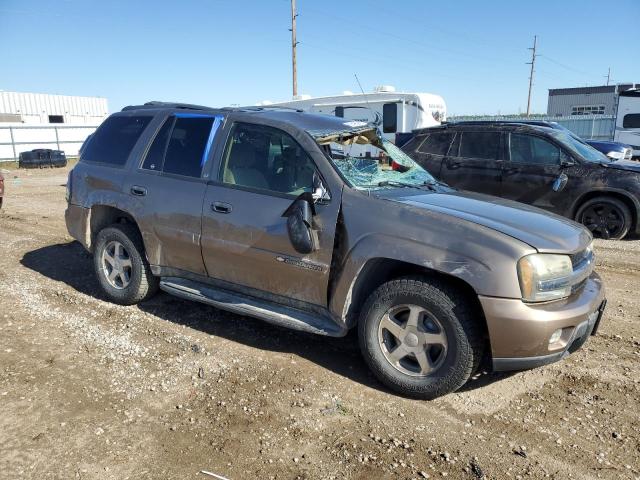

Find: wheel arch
<box><xmin>571</xmin><ymin>189</ymin><xmax>638</xmax><ymax>233</ymax></box>
<box><xmin>88</xmin><ymin>204</ymin><xmax>142</xmax><ymax>252</ymax></box>
<box><xmin>340</xmin><ymin>257</ymin><xmax>488</xmax><ymax>337</ymax></box>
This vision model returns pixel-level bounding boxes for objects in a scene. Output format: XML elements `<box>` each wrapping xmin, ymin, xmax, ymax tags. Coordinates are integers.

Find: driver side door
<box><xmin>200</xmin><ymin>121</ymin><xmax>341</xmax><ymax>307</ymax></box>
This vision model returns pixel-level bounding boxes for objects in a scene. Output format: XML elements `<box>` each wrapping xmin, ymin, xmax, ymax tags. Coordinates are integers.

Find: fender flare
<box><xmin>570</xmin><ymin>187</ymin><xmax>640</xmax><ymax>220</ymax></box>
<box><xmin>328</xmin><ymin>233</ymin><xmax>524</xmax><ymax>326</ymax></box>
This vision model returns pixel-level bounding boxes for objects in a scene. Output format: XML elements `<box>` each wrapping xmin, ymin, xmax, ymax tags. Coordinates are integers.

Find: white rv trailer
<box><xmin>614</xmin><ymin>89</ymin><xmax>640</xmax><ymax>158</ymax></box>
<box><xmin>269</xmin><ymin>86</ymin><xmax>446</xmax><ymax>142</ymax></box>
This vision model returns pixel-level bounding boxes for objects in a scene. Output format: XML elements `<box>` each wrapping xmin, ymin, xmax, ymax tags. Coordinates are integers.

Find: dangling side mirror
<box><xmin>282</xmin><ymin>193</ymin><xmax>319</xmax><ymax>254</ymax></box>
<box><xmin>552</xmin><ymin>172</ymin><xmax>569</xmax><ymax>192</ymax></box>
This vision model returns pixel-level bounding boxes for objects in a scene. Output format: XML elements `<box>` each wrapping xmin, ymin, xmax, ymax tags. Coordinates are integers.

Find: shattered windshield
<box><xmin>311</xmin><ymin>128</ymin><xmax>436</xmax><ymax>190</ymax></box>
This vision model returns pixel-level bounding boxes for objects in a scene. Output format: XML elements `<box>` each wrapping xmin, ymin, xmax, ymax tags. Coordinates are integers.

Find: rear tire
<box><xmin>358</xmin><ymin>276</ymin><xmax>483</xmax><ymax>399</ymax></box>
<box><xmin>93</xmin><ymin>224</ymin><xmax>159</xmax><ymax>305</ymax></box>
<box><xmin>576</xmin><ymin>196</ymin><xmax>632</xmax><ymax>240</ymax></box>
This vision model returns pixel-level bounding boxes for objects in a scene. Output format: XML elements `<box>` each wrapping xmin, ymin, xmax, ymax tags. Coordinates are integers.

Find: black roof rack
<box><xmin>220</xmin><ymin>105</ymin><xmax>305</xmax><ymax>113</ymax></box>
<box><xmin>446</xmin><ymin>120</ymin><xmax>555</xmax><ymax>126</ymax></box>
<box><xmin>121</xmin><ymin>101</ymin><xmax>216</xmax><ymax>112</ymax></box>
<box><xmin>121</xmin><ymin>102</ymin><xmax>306</xmax><ymax>114</ymax></box>
<box><xmin>413</xmin><ymin>121</ymin><xmax>557</xmax><ymax>134</ymax></box>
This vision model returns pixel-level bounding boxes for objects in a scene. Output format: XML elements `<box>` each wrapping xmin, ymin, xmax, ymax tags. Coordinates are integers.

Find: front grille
<box><xmin>569</xmin><ymin>247</ymin><xmax>595</xmax><ymax>295</ymax></box>
<box><xmin>571</xmin><ymin>247</ymin><xmax>593</xmax><ymax>268</ymax></box>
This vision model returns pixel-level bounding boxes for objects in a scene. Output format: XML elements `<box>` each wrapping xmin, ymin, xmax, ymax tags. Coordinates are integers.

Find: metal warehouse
<box><xmin>0</xmin><ymin>91</ymin><xmax>108</xmax><ymax>125</ymax></box>
<box><xmin>547</xmin><ymin>83</ymin><xmax>639</xmax><ymax>117</ymax></box>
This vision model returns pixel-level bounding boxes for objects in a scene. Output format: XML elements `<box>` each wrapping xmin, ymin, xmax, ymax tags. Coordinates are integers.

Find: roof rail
<box><xmin>219</xmin><ymin>105</ymin><xmax>305</xmax><ymax>113</ymax></box>
<box><xmin>121</xmin><ymin>101</ymin><xmax>215</xmax><ymax>112</ymax></box>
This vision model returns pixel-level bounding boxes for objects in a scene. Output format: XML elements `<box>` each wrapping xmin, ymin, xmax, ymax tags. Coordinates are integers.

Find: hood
<box><xmin>585</xmin><ymin>140</ymin><xmax>631</xmax><ymax>152</ymax></box>
<box><xmin>604</xmin><ymin>159</ymin><xmax>640</xmax><ymax>173</ymax></box>
<box><xmin>384</xmin><ymin>190</ymin><xmax>591</xmax><ymax>253</ymax></box>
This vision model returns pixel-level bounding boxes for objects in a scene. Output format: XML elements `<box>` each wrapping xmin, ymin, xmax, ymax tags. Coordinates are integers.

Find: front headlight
<box><xmin>605</xmin><ymin>150</ymin><xmax>624</xmax><ymax>160</ymax></box>
<box><xmin>518</xmin><ymin>254</ymin><xmax>573</xmax><ymax>302</ymax></box>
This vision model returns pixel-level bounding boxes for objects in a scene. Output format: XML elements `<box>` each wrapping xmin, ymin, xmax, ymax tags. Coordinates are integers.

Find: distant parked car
<box><xmin>445</xmin><ymin>120</ymin><xmax>633</xmax><ymax>161</ymax></box>
<box><xmin>18</xmin><ymin>149</ymin><xmax>67</xmax><ymax>169</ymax></box>
<box><xmin>401</xmin><ymin>122</ymin><xmax>640</xmax><ymax>239</ymax></box>
<box><xmin>0</xmin><ymin>172</ymin><xmax>4</xmax><ymax>208</ymax></box>
<box><xmin>583</xmin><ymin>139</ymin><xmax>634</xmax><ymax>161</ymax></box>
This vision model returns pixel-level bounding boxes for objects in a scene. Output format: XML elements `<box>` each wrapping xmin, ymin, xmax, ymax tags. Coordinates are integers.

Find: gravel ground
<box><xmin>1</xmin><ymin>166</ymin><xmax>639</xmax><ymax>480</ymax></box>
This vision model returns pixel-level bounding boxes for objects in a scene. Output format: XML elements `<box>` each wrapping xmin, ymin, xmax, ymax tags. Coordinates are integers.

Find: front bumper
<box><xmin>479</xmin><ymin>272</ymin><xmax>606</xmax><ymax>371</ymax></box>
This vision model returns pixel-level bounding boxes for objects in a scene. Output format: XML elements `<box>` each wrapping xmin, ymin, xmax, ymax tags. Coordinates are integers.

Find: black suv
<box><xmin>401</xmin><ymin>123</ymin><xmax>640</xmax><ymax>239</ymax></box>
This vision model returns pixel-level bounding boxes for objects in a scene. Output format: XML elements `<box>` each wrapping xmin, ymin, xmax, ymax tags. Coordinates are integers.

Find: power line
<box><xmin>289</xmin><ymin>0</ymin><xmax>298</xmax><ymax>97</ymax></box>
<box><xmin>526</xmin><ymin>35</ymin><xmax>537</xmax><ymax>117</ymax></box>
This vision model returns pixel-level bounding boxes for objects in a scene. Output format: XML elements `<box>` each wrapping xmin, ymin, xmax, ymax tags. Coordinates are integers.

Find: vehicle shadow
<box><xmin>21</xmin><ymin>241</ymin><xmax>511</xmax><ymax>397</ymax></box>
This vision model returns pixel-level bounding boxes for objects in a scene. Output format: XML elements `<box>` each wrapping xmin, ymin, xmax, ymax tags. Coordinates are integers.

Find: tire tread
<box><xmin>358</xmin><ymin>276</ymin><xmax>484</xmax><ymax>399</ymax></box>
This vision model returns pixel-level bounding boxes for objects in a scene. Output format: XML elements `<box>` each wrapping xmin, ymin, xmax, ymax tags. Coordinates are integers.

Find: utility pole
<box><xmin>290</xmin><ymin>0</ymin><xmax>298</xmax><ymax>98</ymax></box>
<box><xmin>526</xmin><ymin>35</ymin><xmax>537</xmax><ymax>117</ymax></box>
<box><xmin>605</xmin><ymin>67</ymin><xmax>611</xmax><ymax>86</ymax></box>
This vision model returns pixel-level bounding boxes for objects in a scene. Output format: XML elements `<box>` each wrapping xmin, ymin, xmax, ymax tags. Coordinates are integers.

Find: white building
<box><xmin>547</xmin><ymin>83</ymin><xmax>639</xmax><ymax>117</ymax></box>
<box><xmin>0</xmin><ymin>92</ymin><xmax>109</xmax><ymax>161</ymax></box>
<box><xmin>0</xmin><ymin>91</ymin><xmax>108</xmax><ymax>125</ymax></box>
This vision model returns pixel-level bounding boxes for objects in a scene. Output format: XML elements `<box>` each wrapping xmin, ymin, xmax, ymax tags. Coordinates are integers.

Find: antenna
<box><xmin>354</xmin><ymin>74</ymin><xmax>372</xmax><ymax>109</ymax></box>
<box><xmin>354</xmin><ymin>74</ymin><xmax>381</xmax><ymax>128</ymax></box>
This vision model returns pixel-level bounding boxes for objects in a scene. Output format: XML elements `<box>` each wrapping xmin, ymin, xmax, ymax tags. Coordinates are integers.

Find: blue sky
<box><xmin>1</xmin><ymin>0</ymin><xmax>638</xmax><ymax>115</ymax></box>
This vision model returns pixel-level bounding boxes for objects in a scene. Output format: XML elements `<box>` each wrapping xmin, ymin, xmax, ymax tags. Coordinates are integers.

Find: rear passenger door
<box><xmin>124</xmin><ymin>113</ymin><xmax>224</xmax><ymax>275</ymax></box>
<box><xmin>406</xmin><ymin>130</ymin><xmax>456</xmax><ymax>179</ymax></box>
<box><xmin>440</xmin><ymin>130</ymin><xmax>504</xmax><ymax>195</ymax></box>
<box><xmin>500</xmin><ymin>132</ymin><xmax>565</xmax><ymax>212</ymax></box>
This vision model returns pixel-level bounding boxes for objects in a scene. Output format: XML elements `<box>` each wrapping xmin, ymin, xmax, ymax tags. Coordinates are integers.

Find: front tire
<box><xmin>576</xmin><ymin>196</ymin><xmax>631</xmax><ymax>240</ymax></box>
<box><xmin>93</xmin><ymin>224</ymin><xmax>159</xmax><ymax>305</ymax></box>
<box><xmin>358</xmin><ymin>276</ymin><xmax>483</xmax><ymax>399</ymax></box>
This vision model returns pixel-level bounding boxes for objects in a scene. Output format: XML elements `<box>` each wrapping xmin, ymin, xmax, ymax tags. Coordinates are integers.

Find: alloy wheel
<box><xmin>101</xmin><ymin>240</ymin><xmax>132</xmax><ymax>289</ymax></box>
<box><xmin>581</xmin><ymin>202</ymin><xmax>625</xmax><ymax>239</ymax></box>
<box><xmin>377</xmin><ymin>304</ymin><xmax>448</xmax><ymax>377</ymax></box>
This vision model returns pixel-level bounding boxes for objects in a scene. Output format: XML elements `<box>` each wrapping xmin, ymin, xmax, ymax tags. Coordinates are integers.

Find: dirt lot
<box><xmin>1</xmin><ymin>166</ymin><xmax>639</xmax><ymax>480</ymax></box>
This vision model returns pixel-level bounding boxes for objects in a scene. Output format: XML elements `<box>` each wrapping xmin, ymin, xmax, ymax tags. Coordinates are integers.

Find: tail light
<box><xmin>65</xmin><ymin>170</ymin><xmax>72</xmax><ymax>202</ymax></box>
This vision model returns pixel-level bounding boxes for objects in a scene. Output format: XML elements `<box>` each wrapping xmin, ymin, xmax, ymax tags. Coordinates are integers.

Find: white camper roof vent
<box><xmin>373</xmin><ymin>85</ymin><xmax>396</xmax><ymax>93</ymax></box>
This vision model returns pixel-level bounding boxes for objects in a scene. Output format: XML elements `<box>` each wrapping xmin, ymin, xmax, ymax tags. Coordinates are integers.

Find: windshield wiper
<box><xmin>376</xmin><ymin>180</ymin><xmax>425</xmax><ymax>189</ymax></box>
<box><xmin>378</xmin><ymin>180</ymin><xmax>448</xmax><ymax>191</ymax></box>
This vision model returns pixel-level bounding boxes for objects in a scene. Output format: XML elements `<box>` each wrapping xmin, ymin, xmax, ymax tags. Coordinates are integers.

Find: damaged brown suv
<box><xmin>65</xmin><ymin>102</ymin><xmax>606</xmax><ymax>399</ymax></box>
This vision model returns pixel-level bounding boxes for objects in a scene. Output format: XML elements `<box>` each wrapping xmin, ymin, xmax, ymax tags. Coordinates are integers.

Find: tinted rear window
<box><xmin>82</xmin><ymin>115</ymin><xmax>151</xmax><ymax>166</ymax></box>
<box><xmin>418</xmin><ymin>132</ymin><xmax>455</xmax><ymax>155</ymax></box>
<box><xmin>459</xmin><ymin>131</ymin><xmax>500</xmax><ymax>160</ymax></box>
<box><xmin>162</xmin><ymin>116</ymin><xmax>215</xmax><ymax>178</ymax></box>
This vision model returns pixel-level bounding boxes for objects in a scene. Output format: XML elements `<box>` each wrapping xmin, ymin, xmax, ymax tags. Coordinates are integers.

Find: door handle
<box><xmin>446</xmin><ymin>158</ymin><xmax>461</xmax><ymax>169</ymax></box>
<box><xmin>130</xmin><ymin>185</ymin><xmax>147</xmax><ymax>196</ymax></box>
<box><xmin>211</xmin><ymin>201</ymin><xmax>232</xmax><ymax>214</ymax></box>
